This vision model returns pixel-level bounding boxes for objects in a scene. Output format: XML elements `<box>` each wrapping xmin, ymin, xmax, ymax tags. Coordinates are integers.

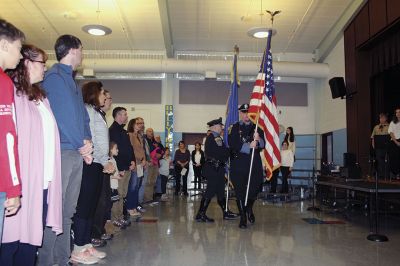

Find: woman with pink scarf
<box><xmin>0</xmin><ymin>44</ymin><xmax>62</xmax><ymax>266</ymax></box>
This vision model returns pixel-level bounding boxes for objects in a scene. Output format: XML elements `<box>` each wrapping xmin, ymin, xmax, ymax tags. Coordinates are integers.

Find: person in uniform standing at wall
<box><xmin>228</xmin><ymin>104</ymin><xmax>265</xmax><ymax>229</ymax></box>
<box><xmin>195</xmin><ymin>118</ymin><xmax>237</xmax><ymax>222</ymax></box>
<box><xmin>371</xmin><ymin>113</ymin><xmax>390</xmax><ymax>179</ymax></box>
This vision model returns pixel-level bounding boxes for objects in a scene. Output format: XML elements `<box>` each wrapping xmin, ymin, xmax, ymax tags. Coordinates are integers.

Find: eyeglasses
<box><xmin>28</xmin><ymin>59</ymin><xmax>46</xmax><ymax>66</ymax></box>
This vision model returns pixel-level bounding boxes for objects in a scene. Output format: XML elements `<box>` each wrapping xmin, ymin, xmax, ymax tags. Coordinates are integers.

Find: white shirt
<box><xmin>194</xmin><ymin>152</ymin><xmax>201</xmax><ymax>165</ymax></box>
<box><xmin>388</xmin><ymin>121</ymin><xmax>400</xmax><ymax>139</ymax></box>
<box><xmin>288</xmin><ymin>140</ymin><xmax>296</xmax><ymax>155</ymax></box>
<box><xmin>37</xmin><ymin>101</ymin><xmax>56</xmax><ymax>189</ymax></box>
<box><xmin>109</xmin><ymin>157</ymin><xmax>119</xmax><ymax>189</ymax></box>
<box><xmin>159</xmin><ymin>157</ymin><xmax>171</xmax><ymax>176</ymax></box>
<box><xmin>281</xmin><ymin>149</ymin><xmax>294</xmax><ymax>167</ymax></box>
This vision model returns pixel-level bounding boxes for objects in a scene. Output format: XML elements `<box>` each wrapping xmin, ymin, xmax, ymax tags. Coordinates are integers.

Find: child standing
<box><xmin>108</xmin><ymin>142</ymin><xmax>127</xmax><ymax>230</ymax></box>
<box><xmin>0</xmin><ymin>18</ymin><xmax>23</xmax><ymax>251</ymax></box>
<box><xmin>159</xmin><ymin>148</ymin><xmax>172</xmax><ymax>201</ymax></box>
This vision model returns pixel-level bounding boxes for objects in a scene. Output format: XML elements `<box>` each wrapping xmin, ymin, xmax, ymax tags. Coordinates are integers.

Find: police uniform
<box><xmin>195</xmin><ymin>118</ymin><xmax>237</xmax><ymax>222</ymax></box>
<box><xmin>228</xmin><ymin>104</ymin><xmax>265</xmax><ymax>228</ymax></box>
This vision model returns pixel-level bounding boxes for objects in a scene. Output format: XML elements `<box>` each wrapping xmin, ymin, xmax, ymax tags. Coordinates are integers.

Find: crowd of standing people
<box><xmin>0</xmin><ymin>19</ymin><xmax>173</xmax><ymax>265</ymax></box>
<box><xmin>0</xmin><ymin>18</ymin><xmax>299</xmax><ymax>265</ymax></box>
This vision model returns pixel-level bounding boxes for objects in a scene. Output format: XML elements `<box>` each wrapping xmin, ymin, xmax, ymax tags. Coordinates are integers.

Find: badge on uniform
<box><xmin>215</xmin><ymin>136</ymin><xmax>223</xmax><ymax>146</ymax></box>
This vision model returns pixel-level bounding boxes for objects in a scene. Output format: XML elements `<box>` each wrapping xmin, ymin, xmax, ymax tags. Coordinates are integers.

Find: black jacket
<box><xmin>109</xmin><ymin>121</ymin><xmax>135</xmax><ymax>170</ymax></box>
<box><xmin>204</xmin><ymin>133</ymin><xmax>229</xmax><ymax>163</ymax></box>
<box><xmin>191</xmin><ymin>149</ymin><xmax>205</xmax><ymax>166</ymax></box>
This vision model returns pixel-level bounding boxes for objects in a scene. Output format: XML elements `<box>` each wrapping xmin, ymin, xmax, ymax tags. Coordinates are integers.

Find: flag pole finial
<box><xmin>234</xmin><ymin>45</ymin><xmax>239</xmax><ymax>55</ymax></box>
<box><xmin>265</xmin><ymin>10</ymin><xmax>281</xmax><ymax>26</ymax></box>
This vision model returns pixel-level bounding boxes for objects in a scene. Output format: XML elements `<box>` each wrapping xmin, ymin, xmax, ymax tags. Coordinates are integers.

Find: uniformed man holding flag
<box><xmin>195</xmin><ymin>117</ymin><xmax>237</xmax><ymax>222</ymax></box>
<box><xmin>228</xmin><ymin>104</ymin><xmax>265</xmax><ymax>229</ymax></box>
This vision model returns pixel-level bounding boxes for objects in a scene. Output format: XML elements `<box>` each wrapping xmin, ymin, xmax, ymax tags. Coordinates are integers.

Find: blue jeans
<box><xmin>126</xmin><ymin>171</ymin><xmax>141</xmax><ymax>210</ymax></box>
<box><xmin>155</xmin><ymin>175</ymin><xmax>162</xmax><ymax>194</ymax></box>
<box><xmin>138</xmin><ymin>168</ymin><xmax>148</xmax><ymax>204</ymax></box>
<box><xmin>0</xmin><ymin>241</ymin><xmax>37</xmax><ymax>266</ymax></box>
<box><xmin>0</xmin><ymin>192</ymin><xmax>6</xmax><ymax>244</ymax></box>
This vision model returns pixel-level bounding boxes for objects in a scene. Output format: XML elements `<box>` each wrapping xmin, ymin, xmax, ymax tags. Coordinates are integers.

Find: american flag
<box><xmin>248</xmin><ymin>30</ymin><xmax>281</xmax><ymax>178</ymax></box>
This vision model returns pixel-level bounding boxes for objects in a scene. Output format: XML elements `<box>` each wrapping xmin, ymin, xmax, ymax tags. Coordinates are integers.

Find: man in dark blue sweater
<box><xmin>38</xmin><ymin>35</ymin><xmax>95</xmax><ymax>266</ymax></box>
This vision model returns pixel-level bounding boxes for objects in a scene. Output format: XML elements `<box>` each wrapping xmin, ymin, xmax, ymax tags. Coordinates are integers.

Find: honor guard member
<box><xmin>228</xmin><ymin>104</ymin><xmax>265</xmax><ymax>229</ymax></box>
<box><xmin>195</xmin><ymin>117</ymin><xmax>238</xmax><ymax>222</ymax></box>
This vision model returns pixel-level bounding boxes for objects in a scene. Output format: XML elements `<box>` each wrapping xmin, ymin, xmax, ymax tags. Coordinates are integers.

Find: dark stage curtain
<box><xmin>371</xmin><ymin>31</ymin><xmax>400</xmax><ymax>76</ymax></box>
<box><xmin>370</xmin><ymin>73</ymin><xmax>385</xmax><ymax>120</ymax></box>
<box><xmin>370</xmin><ymin>65</ymin><xmax>400</xmax><ymax>122</ymax></box>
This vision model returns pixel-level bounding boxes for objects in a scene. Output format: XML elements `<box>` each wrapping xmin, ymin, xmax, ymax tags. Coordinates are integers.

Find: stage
<box><xmin>316</xmin><ymin>176</ymin><xmax>400</xmax><ymax>232</ymax></box>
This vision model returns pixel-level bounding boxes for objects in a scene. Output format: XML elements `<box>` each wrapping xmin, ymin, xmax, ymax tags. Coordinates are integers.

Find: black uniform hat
<box><xmin>238</xmin><ymin>103</ymin><xmax>249</xmax><ymax>112</ymax></box>
<box><xmin>207</xmin><ymin>117</ymin><xmax>223</xmax><ymax>127</ymax></box>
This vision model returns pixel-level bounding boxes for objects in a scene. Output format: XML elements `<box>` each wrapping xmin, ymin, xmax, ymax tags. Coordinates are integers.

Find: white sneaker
<box><xmin>70</xmin><ymin>249</ymin><xmax>99</xmax><ymax>264</ymax></box>
<box><xmin>137</xmin><ymin>205</ymin><xmax>146</xmax><ymax>213</ymax></box>
<box><xmin>128</xmin><ymin>209</ymin><xmax>142</xmax><ymax>217</ymax></box>
<box><xmin>85</xmin><ymin>245</ymin><xmax>107</xmax><ymax>259</ymax></box>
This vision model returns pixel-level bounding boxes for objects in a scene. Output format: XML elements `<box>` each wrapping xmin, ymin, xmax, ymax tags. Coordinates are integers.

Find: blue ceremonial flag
<box><xmin>224</xmin><ymin>45</ymin><xmax>240</xmax><ymax>147</ymax></box>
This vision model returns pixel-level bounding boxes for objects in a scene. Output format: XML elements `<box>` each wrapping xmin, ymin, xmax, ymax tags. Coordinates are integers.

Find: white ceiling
<box><xmin>168</xmin><ymin>0</ymin><xmax>352</xmax><ymax>54</ymax></box>
<box><xmin>0</xmin><ymin>0</ymin><xmax>357</xmax><ymax>59</ymax></box>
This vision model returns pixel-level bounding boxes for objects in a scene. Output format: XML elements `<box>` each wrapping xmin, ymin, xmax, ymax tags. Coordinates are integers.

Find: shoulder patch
<box><xmin>215</xmin><ymin>136</ymin><xmax>223</xmax><ymax>146</ymax></box>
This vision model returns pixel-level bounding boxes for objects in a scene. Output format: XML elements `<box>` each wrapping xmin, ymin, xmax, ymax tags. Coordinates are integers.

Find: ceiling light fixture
<box><xmin>82</xmin><ymin>0</ymin><xmax>112</xmax><ymax>36</ymax></box>
<box><xmin>82</xmin><ymin>24</ymin><xmax>112</xmax><ymax>36</ymax></box>
<box><xmin>246</xmin><ymin>0</ymin><xmax>280</xmax><ymax>39</ymax></box>
<box><xmin>247</xmin><ymin>27</ymin><xmax>277</xmax><ymax>39</ymax></box>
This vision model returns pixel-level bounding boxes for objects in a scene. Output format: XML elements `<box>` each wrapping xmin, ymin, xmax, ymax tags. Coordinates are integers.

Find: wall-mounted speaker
<box><xmin>329</xmin><ymin>77</ymin><xmax>347</xmax><ymax>99</ymax></box>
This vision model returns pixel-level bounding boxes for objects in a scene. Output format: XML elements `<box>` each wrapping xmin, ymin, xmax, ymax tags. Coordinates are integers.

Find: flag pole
<box><xmin>225</xmin><ymin>158</ymin><xmax>230</xmax><ymax>211</ymax></box>
<box><xmin>226</xmin><ymin>45</ymin><xmax>239</xmax><ymax>212</ymax></box>
<box><xmin>244</xmin><ymin>32</ymin><xmax>271</xmax><ymax>206</ymax></box>
<box><xmin>244</xmin><ymin>112</ymin><xmax>261</xmax><ymax>206</ymax></box>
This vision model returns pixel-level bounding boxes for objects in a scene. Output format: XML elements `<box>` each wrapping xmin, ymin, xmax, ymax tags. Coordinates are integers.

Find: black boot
<box><xmin>195</xmin><ymin>198</ymin><xmax>215</xmax><ymax>223</ymax></box>
<box><xmin>247</xmin><ymin>199</ymin><xmax>255</xmax><ymax>224</ymax></box>
<box><xmin>217</xmin><ymin>198</ymin><xmax>239</xmax><ymax>220</ymax></box>
<box><xmin>236</xmin><ymin>200</ymin><xmax>247</xmax><ymax>229</ymax></box>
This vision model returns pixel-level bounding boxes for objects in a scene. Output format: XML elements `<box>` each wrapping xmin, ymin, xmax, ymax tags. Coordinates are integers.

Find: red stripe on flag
<box><xmin>258</xmin><ymin>117</ymin><xmax>280</xmax><ymax>162</ymax></box>
<box><xmin>260</xmin><ymin>105</ymin><xmax>281</xmax><ymax>161</ymax></box>
<box><xmin>254</xmin><ymin>79</ymin><xmax>265</xmax><ymax>87</ymax></box>
<box><xmin>248</xmin><ymin>70</ymin><xmax>281</xmax><ymax>178</ymax></box>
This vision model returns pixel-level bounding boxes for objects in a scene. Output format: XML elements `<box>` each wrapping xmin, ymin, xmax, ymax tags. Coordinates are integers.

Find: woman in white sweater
<box><xmin>284</xmin><ymin>126</ymin><xmax>296</xmax><ymax>159</ymax></box>
<box><xmin>72</xmin><ymin>81</ymin><xmax>114</xmax><ymax>261</ymax></box>
<box><xmin>280</xmin><ymin>141</ymin><xmax>294</xmax><ymax>193</ymax></box>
